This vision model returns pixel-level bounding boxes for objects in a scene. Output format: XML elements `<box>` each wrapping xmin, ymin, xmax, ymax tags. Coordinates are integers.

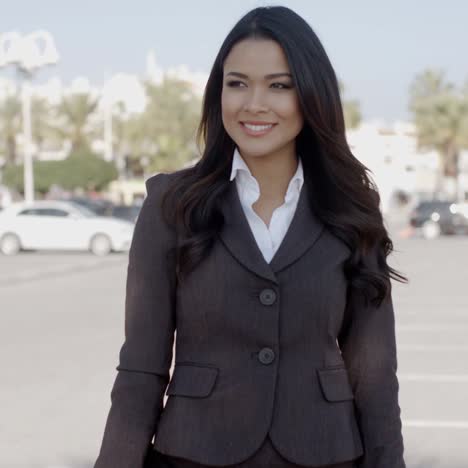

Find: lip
<box><xmin>239</xmin><ymin>121</ymin><xmax>277</xmax><ymax>137</ymax></box>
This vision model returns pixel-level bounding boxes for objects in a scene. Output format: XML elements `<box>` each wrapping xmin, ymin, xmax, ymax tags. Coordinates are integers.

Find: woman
<box><xmin>94</xmin><ymin>6</ymin><xmax>407</xmax><ymax>468</ymax></box>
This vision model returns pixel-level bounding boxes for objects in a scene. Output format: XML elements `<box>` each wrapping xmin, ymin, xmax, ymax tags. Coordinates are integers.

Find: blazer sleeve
<box><xmin>94</xmin><ymin>173</ymin><xmax>177</xmax><ymax>468</ymax></box>
<box><xmin>338</xmin><ymin>262</ymin><xmax>406</xmax><ymax>468</ymax></box>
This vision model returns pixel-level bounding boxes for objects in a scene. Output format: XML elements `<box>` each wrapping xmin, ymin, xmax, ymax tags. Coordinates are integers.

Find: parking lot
<box><xmin>1</xmin><ymin>235</ymin><xmax>467</xmax><ymax>467</ymax></box>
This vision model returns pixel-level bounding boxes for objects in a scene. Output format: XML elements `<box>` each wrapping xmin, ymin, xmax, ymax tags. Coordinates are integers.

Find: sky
<box><xmin>1</xmin><ymin>0</ymin><xmax>467</xmax><ymax>121</ymax></box>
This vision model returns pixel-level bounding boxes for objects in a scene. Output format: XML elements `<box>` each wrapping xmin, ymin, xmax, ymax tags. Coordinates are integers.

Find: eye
<box><xmin>226</xmin><ymin>80</ymin><xmax>246</xmax><ymax>88</ymax></box>
<box><xmin>271</xmin><ymin>82</ymin><xmax>292</xmax><ymax>90</ymax></box>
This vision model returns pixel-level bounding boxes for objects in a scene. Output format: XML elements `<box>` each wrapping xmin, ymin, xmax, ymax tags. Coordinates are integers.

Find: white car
<box><xmin>0</xmin><ymin>200</ymin><xmax>135</xmax><ymax>256</ymax></box>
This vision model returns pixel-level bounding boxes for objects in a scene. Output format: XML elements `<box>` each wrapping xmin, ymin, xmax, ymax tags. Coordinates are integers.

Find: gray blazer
<box><xmin>94</xmin><ymin>171</ymin><xmax>405</xmax><ymax>468</ymax></box>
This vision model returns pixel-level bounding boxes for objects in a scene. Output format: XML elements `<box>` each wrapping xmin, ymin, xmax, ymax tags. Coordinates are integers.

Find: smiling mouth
<box><xmin>240</xmin><ymin>122</ymin><xmax>277</xmax><ymax>136</ymax></box>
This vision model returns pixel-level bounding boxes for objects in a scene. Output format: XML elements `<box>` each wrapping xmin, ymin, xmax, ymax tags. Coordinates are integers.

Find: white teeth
<box><xmin>243</xmin><ymin>123</ymin><xmax>273</xmax><ymax>131</ymax></box>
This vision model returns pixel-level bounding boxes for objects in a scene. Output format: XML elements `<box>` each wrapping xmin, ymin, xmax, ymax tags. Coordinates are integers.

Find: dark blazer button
<box><xmin>259</xmin><ymin>288</ymin><xmax>277</xmax><ymax>305</ymax></box>
<box><xmin>258</xmin><ymin>347</ymin><xmax>275</xmax><ymax>365</ymax></box>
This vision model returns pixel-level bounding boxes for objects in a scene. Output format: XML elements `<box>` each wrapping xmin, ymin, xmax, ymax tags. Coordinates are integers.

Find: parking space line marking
<box><xmin>398</xmin><ymin>344</ymin><xmax>468</xmax><ymax>351</ymax></box>
<box><xmin>397</xmin><ymin>324</ymin><xmax>468</xmax><ymax>331</ymax></box>
<box><xmin>403</xmin><ymin>419</ymin><xmax>468</xmax><ymax>429</ymax></box>
<box><xmin>398</xmin><ymin>373</ymin><xmax>468</xmax><ymax>382</ymax></box>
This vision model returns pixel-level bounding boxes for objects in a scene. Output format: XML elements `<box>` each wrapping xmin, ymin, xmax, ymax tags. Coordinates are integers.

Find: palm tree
<box><xmin>0</xmin><ymin>92</ymin><xmax>57</xmax><ymax>168</ymax></box>
<box><xmin>124</xmin><ymin>77</ymin><xmax>201</xmax><ymax>173</ymax></box>
<box><xmin>409</xmin><ymin>69</ymin><xmax>468</xmax><ymax>196</ymax></box>
<box><xmin>109</xmin><ymin>100</ymin><xmax>131</xmax><ymax>178</ymax></box>
<box><xmin>0</xmin><ymin>95</ymin><xmax>21</xmax><ymax>165</ymax></box>
<box><xmin>31</xmin><ymin>96</ymin><xmax>56</xmax><ymax>153</ymax></box>
<box><xmin>53</xmin><ymin>92</ymin><xmax>100</xmax><ymax>153</ymax></box>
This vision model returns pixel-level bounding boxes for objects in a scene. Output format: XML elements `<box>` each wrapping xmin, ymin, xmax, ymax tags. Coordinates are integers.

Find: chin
<box><xmin>237</xmin><ymin>142</ymin><xmax>282</xmax><ymax>158</ymax></box>
<box><xmin>237</xmin><ymin>146</ymin><xmax>272</xmax><ymax>159</ymax></box>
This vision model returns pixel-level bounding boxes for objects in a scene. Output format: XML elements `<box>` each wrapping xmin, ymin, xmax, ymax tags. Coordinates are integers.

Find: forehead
<box><xmin>223</xmin><ymin>39</ymin><xmax>290</xmax><ymax>75</ymax></box>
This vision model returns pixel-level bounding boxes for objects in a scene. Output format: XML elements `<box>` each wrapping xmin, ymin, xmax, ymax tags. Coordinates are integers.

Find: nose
<box><xmin>243</xmin><ymin>87</ymin><xmax>269</xmax><ymax>113</ymax></box>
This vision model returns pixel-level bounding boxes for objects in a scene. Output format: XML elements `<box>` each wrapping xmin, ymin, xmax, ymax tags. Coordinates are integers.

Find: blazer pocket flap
<box><xmin>166</xmin><ymin>363</ymin><xmax>219</xmax><ymax>398</ymax></box>
<box><xmin>317</xmin><ymin>366</ymin><xmax>354</xmax><ymax>402</ymax></box>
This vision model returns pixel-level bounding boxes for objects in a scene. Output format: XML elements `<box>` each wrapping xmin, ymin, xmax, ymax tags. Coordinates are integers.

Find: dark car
<box><xmin>409</xmin><ymin>200</ymin><xmax>468</xmax><ymax>239</ymax></box>
<box><xmin>54</xmin><ymin>196</ymin><xmax>142</xmax><ymax>223</ymax></box>
<box><xmin>54</xmin><ymin>196</ymin><xmax>114</xmax><ymax>216</ymax></box>
<box><xmin>55</xmin><ymin>196</ymin><xmax>115</xmax><ymax>217</ymax></box>
<box><xmin>109</xmin><ymin>204</ymin><xmax>141</xmax><ymax>223</ymax></box>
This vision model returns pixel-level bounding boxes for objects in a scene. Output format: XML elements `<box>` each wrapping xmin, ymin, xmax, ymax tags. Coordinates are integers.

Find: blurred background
<box><xmin>0</xmin><ymin>1</ymin><xmax>467</xmax><ymax>467</ymax></box>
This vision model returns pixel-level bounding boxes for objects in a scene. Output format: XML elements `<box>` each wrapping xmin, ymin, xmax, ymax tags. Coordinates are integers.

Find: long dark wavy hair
<box><xmin>161</xmin><ymin>5</ymin><xmax>407</xmax><ymax>306</ymax></box>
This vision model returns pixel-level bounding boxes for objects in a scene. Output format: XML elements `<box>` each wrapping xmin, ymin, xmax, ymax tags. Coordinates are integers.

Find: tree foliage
<box><xmin>51</xmin><ymin>92</ymin><xmax>100</xmax><ymax>153</ymax></box>
<box><xmin>0</xmin><ymin>94</ymin><xmax>21</xmax><ymax>165</ymax></box>
<box><xmin>3</xmin><ymin>148</ymin><xmax>117</xmax><ymax>194</ymax></box>
<box><xmin>409</xmin><ymin>69</ymin><xmax>468</xmax><ymax>178</ymax></box>
<box><xmin>124</xmin><ymin>77</ymin><xmax>202</xmax><ymax>172</ymax></box>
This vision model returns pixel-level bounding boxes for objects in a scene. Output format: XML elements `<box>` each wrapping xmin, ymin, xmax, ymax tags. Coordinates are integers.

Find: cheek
<box><xmin>221</xmin><ymin>90</ymin><xmax>239</xmax><ymax>121</ymax></box>
<box><xmin>277</xmin><ymin>98</ymin><xmax>300</xmax><ymax>118</ymax></box>
<box><xmin>280</xmin><ymin>99</ymin><xmax>303</xmax><ymax>131</ymax></box>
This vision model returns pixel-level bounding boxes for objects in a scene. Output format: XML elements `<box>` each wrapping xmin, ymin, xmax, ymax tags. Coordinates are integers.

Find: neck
<box><xmin>239</xmin><ymin>147</ymin><xmax>299</xmax><ymax>200</ymax></box>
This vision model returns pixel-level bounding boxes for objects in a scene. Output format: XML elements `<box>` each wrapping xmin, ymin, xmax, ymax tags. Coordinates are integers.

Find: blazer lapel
<box><xmin>218</xmin><ymin>178</ymin><xmax>325</xmax><ymax>284</ymax></box>
<box><xmin>269</xmin><ymin>180</ymin><xmax>325</xmax><ymax>273</ymax></box>
<box><xmin>218</xmin><ymin>180</ymin><xmax>277</xmax><ymax>283</ymax></box>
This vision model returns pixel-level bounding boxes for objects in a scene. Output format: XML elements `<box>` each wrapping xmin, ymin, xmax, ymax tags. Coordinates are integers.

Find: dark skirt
<box><xmin>149</xmin><ymin>436</ymin><xmax>357</xmax><ymax>468</ymax></box>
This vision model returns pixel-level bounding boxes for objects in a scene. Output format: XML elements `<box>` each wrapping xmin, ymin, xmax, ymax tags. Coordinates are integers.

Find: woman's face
<box><xmin>221</xmin><ymin>38</ymin><xmax>303</xmax><ymax>160</ymax></box>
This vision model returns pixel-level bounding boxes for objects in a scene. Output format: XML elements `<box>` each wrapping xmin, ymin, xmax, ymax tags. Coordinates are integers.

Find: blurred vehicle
<box><xmin>109</xmin><ymin>204</ymin><xmax>141</xmax><ymax>223</ymax></box>
<box><xmin>409</xmin><ymin>200</ymin><xmax>468</xmax><ymax>239</ymax></box>
<box><xmin>0</xmin><ymin>200</ymin><xmax>134</xmax><ymax>256</ymax></box>
<box><xmin>53</xmin><ymin>196</ymin><xmax>141</xmax><ymax>223</ymax></box>
<box><xmin>55</xmin><ymin>196</ymin><xmax>115</xmax><ymax>217</ymax></box>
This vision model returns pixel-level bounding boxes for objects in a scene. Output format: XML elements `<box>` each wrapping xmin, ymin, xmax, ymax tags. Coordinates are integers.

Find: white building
<box><xmin>345</xmin><ymin>119</ymin><xmax>464</xmax><ymax>213</ymax></box>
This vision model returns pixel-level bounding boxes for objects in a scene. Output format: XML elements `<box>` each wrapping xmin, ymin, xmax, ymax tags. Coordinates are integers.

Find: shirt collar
<box><xmin>229</xmin><ymin>147</ymin><xmax>304</xmax><ymax>195</ymax></box>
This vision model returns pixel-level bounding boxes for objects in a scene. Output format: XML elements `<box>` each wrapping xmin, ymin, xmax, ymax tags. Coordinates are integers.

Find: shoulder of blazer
<box><xmin>142</xmin><ymin>171</ymin><xmax>186</xmax><ymax>245</ymax></box>
<box><xmin>142</xmin><ymin>172</ymin><xmax>178</xmax><ymax>214</ymax></box>
<box><xmin>145</xmin><ymin>169</ymin><xmax>188</xmax><ymax>200</ymax></box>
<box><xmin>145</xmin><ymin>171</ymin><xmax>172</xmax><ymax>196</ymax></box>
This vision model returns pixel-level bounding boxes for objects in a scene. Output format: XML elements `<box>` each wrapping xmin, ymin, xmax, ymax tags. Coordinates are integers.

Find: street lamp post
<box><xmin>21</xmin><ymin>73</ymin><xmax>33</xmax><ymax>203</ymax></box>
<box><xmin>0</xmin><ymin>30</ymin><xmax>59</xmax><ymax>202</ymax></box>
<box><xmin>102</xmin><ymin>78</ymin><xmax>127</xmax><ymax>181</ymax></box>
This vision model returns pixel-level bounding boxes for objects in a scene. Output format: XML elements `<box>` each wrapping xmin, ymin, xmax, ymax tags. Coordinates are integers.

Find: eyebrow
<box><xmin>225</xmin><ymin>72</ymin><xmax>292</xmax><ymax>79</ymax></box>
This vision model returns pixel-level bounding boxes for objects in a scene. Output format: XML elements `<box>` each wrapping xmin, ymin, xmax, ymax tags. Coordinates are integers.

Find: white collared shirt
<box><xmin>229</xmin><ymin>148</ymin><xmax>304</xmax><ymax>264</ymax></box>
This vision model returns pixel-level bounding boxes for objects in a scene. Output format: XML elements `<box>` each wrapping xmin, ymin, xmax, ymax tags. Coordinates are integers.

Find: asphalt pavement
<box><xmin>1</xmin><ymin>234</ymin><xmax>467</xmax><ymax>468</ymax></box>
